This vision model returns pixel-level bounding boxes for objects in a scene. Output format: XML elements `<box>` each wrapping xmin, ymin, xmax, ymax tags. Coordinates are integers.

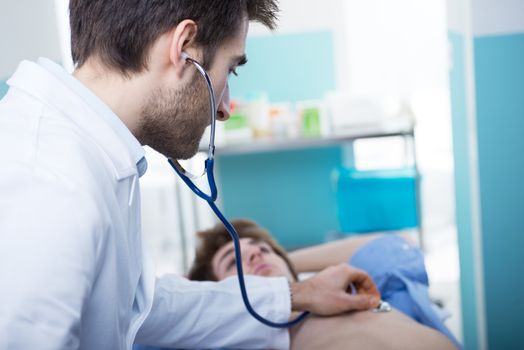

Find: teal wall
<box><xmin>217</xmin><ymin>31</ymin><xmax>340</xmax><ymax>249</ymax></box>
<box><xmin>449</xmin><ymin>31</ymin><xmax>524</xmax><ymax>349</ymax></box>
<box><xmin>474</xmin><ymin>33</ymin><xmax>524</xmax><ymax>349</ymax></box>
<box><xmin>229</xmin><ymin>31</ymin><xmax>336</xmax><ymax>103</ymax></box>
<box><xmin>0</xmin><ymin>80</ymin><xmax>8</xmax><ymax>98</ymax></box>
<box><xmin>448</xmin><ymin>32</ymin><xmax>480</xmax><ymax>350</ymax></box>
<box><xmin>218</xmin><ymin>147</ymin><xmax>342</xmax><ymax>249</ymax></box>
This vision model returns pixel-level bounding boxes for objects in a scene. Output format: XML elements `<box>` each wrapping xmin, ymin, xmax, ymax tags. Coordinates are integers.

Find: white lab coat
<box><xmin>0</xmin><ymin>59</ymin><xmax>290</xmax><ymax>350</ymax></box>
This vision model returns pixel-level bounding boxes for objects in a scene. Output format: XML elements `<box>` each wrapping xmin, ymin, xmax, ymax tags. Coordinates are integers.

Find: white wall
<box><xmin>447</xmin><ymin>0</ymin><xmax>470</xmax><ymax>35</ymax></box>
<box><xmin>446</xmin><ymin>0</ymin><xmax>524</xmax><ymax>37</ymax></box>
<box><xmin>0</xmin><ymin>0</ymin><xmax>62</xmax><ymax>78</ymax></box>
<box><xmin>472</xmin><ymin>0</ymin><xmax>524</xmax><ymax>35</ymax></box>
<box><xmin>344</xmin><ymin>0</ymin><xmax>449</xmax><ymax>98</ymax></box>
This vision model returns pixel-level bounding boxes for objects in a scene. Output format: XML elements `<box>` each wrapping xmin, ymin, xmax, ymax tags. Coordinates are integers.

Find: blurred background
<box><xmin>1</xmin><ymin>1</ymin><xmax>522</xmax><ymax>349</ymax></box>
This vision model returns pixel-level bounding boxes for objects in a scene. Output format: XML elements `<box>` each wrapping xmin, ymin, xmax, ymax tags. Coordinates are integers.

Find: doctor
<box><xmin>0</xmin><ymin>1</ymin><xmax>380</xmax><ymax>349</ymax></box>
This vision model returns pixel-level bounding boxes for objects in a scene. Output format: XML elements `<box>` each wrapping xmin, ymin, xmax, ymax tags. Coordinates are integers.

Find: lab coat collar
<box><xmin>7</xmin><ymin>59</ymin><xmax>147</xmax><ymax>180</ymax></box>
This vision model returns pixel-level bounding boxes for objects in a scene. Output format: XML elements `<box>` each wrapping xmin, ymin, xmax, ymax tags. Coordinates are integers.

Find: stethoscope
<box><xmin>167</xmin><ymin>52</ymin><xmax>309</xmax><ymax>328</ymax></box>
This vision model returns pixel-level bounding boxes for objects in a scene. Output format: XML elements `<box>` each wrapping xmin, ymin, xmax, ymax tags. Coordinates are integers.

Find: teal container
<box><xmin>334</xmin><ymin>167</ymin><xmax>419</xmax><ymax>233</ymax></box>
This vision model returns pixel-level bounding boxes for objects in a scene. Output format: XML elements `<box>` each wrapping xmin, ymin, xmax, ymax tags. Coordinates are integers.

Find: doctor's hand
<box><xmin>290</xmin><ymin>264</ymin><xmax>380</xmax><ymax>316</ymax></box>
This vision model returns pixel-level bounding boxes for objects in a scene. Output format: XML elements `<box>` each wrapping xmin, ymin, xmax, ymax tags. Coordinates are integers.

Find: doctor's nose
<box><xmin>216</xmin><ymin>83</ymin><xmax>230</xmax><ymax>121</ymax></box>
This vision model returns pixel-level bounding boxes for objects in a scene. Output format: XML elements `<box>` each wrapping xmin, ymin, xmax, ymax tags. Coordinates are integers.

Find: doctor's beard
<box><xmin>138</xmin><ymin>74</ymin><xmax>210</xmax><ymax>160</ymax></box>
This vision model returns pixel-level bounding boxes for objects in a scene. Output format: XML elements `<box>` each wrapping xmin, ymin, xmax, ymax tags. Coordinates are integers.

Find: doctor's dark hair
<box><xmin>188</xmin><ymin>219</ymin><xmax>298</xmax><ymax>282</ymax></box>
<box><xmin>69</xmin><ymin>0</ymin><xmax>279</xmax><ymax>74</ymax></box>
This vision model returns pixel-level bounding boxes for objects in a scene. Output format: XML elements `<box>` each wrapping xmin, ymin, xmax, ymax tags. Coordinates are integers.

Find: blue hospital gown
<box><xmin>350</xmin><ymin>235</ymin><xmax>462</xmax><ymax>349</ymax></box>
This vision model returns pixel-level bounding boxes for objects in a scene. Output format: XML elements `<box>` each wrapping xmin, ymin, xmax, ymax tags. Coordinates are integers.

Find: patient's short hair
<box><xmin>188</xmin><ymin>219</ymin><xmax>298</xmax><ymax>282</ymax></box>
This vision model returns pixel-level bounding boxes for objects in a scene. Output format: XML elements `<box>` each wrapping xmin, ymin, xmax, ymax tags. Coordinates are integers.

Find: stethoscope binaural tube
<box><xmin>168</xmin><ymin>55</ymin><xmax>309</xmax><ymax>328</ymax></box>
<box><xmin>169</xmin><ymin>55</ymin><xmax>216</xmax><ymax>181</ymax></box>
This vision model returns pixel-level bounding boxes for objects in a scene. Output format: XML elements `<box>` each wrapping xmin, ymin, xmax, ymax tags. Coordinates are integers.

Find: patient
<box><xmin>188</xmin><ymin>219</ymin><xmax>461</xmax><ymax>350</ymax></box>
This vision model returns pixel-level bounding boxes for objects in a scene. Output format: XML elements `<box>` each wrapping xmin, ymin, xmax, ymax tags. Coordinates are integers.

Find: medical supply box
<box><xmin>334</xmin><ymin>167</ymin><xmax>419</xmax><ymax>233</ymax></box>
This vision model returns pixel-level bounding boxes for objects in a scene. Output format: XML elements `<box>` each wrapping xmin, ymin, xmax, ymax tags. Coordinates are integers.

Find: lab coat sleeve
<box><xmin>135</xmin><ymin>274</ymin><xmax>291</xmax><ymax>349</ymax></box>
<box><xmin>0</xmin><ymin>167</ymin><xmax>101</xmax><ymax>350</ymax></box>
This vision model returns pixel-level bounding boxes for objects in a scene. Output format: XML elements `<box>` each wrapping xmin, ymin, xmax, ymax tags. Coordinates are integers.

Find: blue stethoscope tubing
<box><xmin>168</xmin><ymin>56</ymin><xmax>309</xmax><ymax>328</ymax></box>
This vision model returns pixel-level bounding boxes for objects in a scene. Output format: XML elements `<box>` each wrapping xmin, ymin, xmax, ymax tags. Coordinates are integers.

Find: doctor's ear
<box><xmin>181</xmin><ymin>52</ymin><xmax>191</xmax><ymax>62</ymax></box>
<box><xmin>168</xmin><ymin>19</ymin><xmax>198</xmax><ymax>77</ymax></box>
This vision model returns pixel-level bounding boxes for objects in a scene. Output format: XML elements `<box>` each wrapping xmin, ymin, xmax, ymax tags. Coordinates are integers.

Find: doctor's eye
<box><xmin>229</xmin><ymin>68</ymin><xmax>238</xmax><ymax>77</ymax></box>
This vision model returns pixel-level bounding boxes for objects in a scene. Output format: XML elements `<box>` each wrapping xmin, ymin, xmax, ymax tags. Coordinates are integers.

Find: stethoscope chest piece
<box><xmin>373</xmin><ymin>300</ymin><xmax>392</xmax><ymax>313</ymax></box>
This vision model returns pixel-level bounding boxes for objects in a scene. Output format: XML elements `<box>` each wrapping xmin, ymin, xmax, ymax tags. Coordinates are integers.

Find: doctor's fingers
<box><xmin>345</xmin><ymin>267</ymin><xmax>381</xmax><ymax>302</ymax></box>
<box><xmin>311</xmin><ymin>264</ymin><xmax>378</xmax><ymax>312</ymax></box>
<box><xmin>338</xmin><ymin>292</ymin><xmax>380</xmax><ymax>311</ymax></box>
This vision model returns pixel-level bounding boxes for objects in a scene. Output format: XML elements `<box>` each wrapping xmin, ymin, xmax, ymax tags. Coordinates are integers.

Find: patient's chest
<box><xmin>289</xmin><ymin>309</ymin><xmax>456</xmax><ymax>350</ymax></box>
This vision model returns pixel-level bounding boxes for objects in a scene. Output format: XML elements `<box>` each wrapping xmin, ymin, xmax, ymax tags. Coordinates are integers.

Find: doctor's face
<box><xmin>212</xmin><ymin>238</ymin><xmax>296</xmax><ymax>281</ymax></box>
<box><xmin>139</xmin><ymin>18</ymin><xmax>248</xmax><ymax>160</ymax></box>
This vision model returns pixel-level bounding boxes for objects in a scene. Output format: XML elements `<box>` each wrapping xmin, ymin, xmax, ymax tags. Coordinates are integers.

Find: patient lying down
<box><xmin>188</xmin><ymin>219</ymin><xmax>459</xmax><ymax>350</ymax></box>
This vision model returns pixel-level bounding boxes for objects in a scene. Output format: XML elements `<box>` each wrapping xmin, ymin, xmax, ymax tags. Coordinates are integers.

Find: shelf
<box><xmin>209</xmin><ymin>119</ymin><xmax>415</xmax><ymax>156</ymax></box>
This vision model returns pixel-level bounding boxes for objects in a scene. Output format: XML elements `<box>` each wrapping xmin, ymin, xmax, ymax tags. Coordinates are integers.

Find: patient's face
<box><xmin>212</xmin><ymin>238</ymin><xmax>294</xmax><ymax>281</ymax></box>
